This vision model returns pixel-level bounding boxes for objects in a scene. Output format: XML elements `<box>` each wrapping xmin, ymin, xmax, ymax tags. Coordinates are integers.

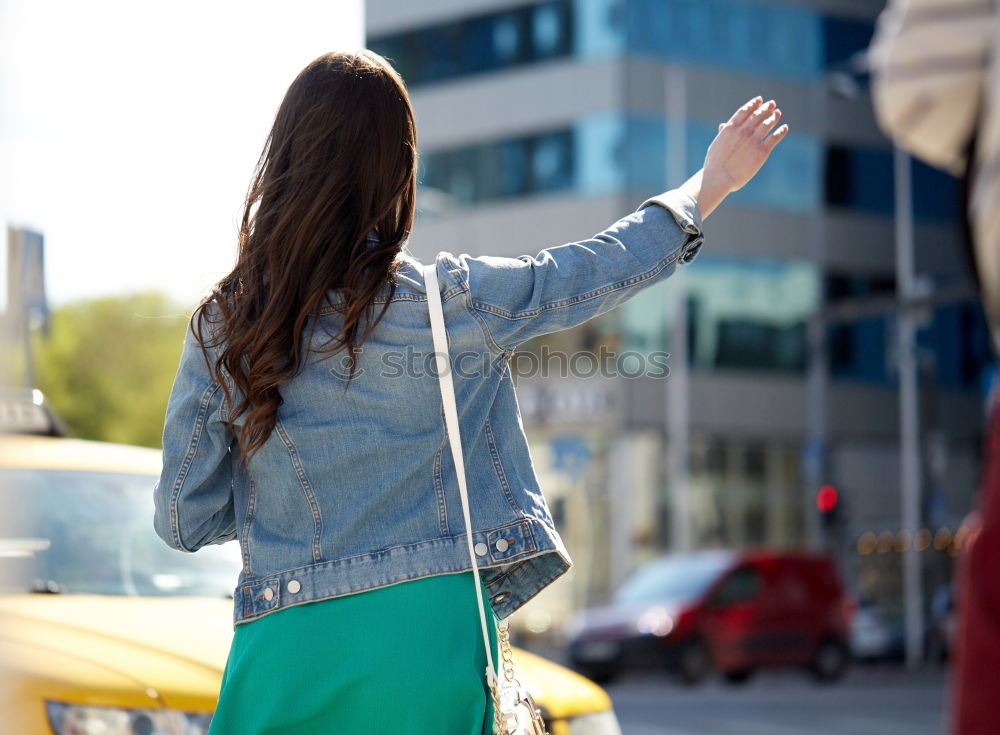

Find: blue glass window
<box><xmin>369</xmin><ymin>1</ymin><xmax>573</xmax><ymax>87</ymax></box>
<box><xmin>917</xmin><ymin>301</ymin><xmax>992</xmax><ymax>390</ymax></box>
<box><xmin>824</xmin><ymin>145</ymin><xmax>894</xmax><ymax>215</ymax></box>
<box><xmin>828</xmin><ymin>316</ymin><xmax>892</xmax><ymax>383</ymax></box>
<box><xmin>620</xmin><ymin>255</ymin><xmax>819</xmax><ymax>374</ymax></box>
<box><xmin>533</xmin><ymin>2</ymin><xmax>567</xmax><ymax>59</ymax></box>
<box><xmin>826</xmin><ymin>272</ymin><xmax>894</xmax><ymax>383</ymax></box>
<box><xmin>912</xmin><ymin>158</ymin><xmax>961</xmax><ymax>222</ymax></box>
<box><xmin>824</xmin><ymin>145</ymin><xmax>960</xmax><ymax>221</ymax></box>
<box><xmin>622</xmin><ymin>0</ymin><xmax>821</xmax><ymax>80</ymax></box>
<box><xmin>369</xmin><ymin>2</ymin><xmax>879</xmax><ymax>87</ymax></box>
<box><xmin>419</xmin><ymin>127</ymin><xmax>574</xmax><ymax>205</ymax></box>
<box><xmin>822</xmin><ymin>16</ymin><xmax>874</xmax><ymax>69</ymax></box>
<box><xmin>531</xmin><ymin>130</ymin><xmax>574</xmax><ymax>191</ymax></box>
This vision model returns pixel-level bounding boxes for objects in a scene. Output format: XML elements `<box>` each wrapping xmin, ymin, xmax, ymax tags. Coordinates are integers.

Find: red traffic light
<box><xmin>817</xmin><ymin>485</ymin><xmax>839</xmax><ymax>514</ymax></box>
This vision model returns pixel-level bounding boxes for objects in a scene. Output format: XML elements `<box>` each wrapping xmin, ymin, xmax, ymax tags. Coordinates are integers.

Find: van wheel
<box><xmin>722</xmin><ymin>668</ymin><xmax>754</xmax><ymax>685</ymax></box>
<box><xmin>677</xmin><ymin>638</ymin><xmax>712</xmax><ymax>686</ymax></box>
<box><xmin>810</xmin><ymin>638</ymin><xmax>849</xmax><ymax>682</ymax></box>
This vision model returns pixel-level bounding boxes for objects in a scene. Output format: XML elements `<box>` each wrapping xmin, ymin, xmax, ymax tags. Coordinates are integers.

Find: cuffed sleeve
<box><xmin>444</xmin><ymin>187</ymin><xmax>704</xmax><ymax>352</ymax></box>
<box><xmin>153</xmin><ymin>315</ymin><xmax>238</xmax><ymax>553</ymax></box>
<box><xmin>869</xmin><ymin>0</ymin><xmax>994</xmax><ymax>174</ymax></box>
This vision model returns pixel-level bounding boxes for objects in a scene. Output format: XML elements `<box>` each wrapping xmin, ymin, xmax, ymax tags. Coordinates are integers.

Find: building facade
<box><xmin>366</xmin><ymin>0</ymin><xmax>991</xmax><ymax>641</ymax></box>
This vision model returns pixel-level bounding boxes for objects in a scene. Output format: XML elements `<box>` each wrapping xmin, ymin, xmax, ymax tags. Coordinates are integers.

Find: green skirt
<box><xmin>207</xmin><ymin>570</ymin><xmax>501</xmax><ymax>735</ymax></box>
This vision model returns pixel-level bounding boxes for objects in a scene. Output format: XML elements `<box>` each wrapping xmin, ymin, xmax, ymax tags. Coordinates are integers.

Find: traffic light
<box><xmin>817</xmin><ymin>485</ymin><xmax>840</xmax><ymax>530</ymax></box>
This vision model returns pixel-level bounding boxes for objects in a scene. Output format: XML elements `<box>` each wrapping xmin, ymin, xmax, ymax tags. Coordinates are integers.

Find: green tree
<box><xmin>30</xmin><ymin>291</ymin><xmax>196</xmax><ymax>448</ymax></box>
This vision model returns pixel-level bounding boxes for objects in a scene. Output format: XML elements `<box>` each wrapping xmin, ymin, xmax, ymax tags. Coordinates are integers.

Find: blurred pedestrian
<box><xmin>153</xmin><ymin>49</ymin><xmax>787</xmax><ymax>734</ymax></box>
<box><xmin>870</xmin><ymin>2</ymin><xmax>1000</xmax><ymax>733</ymax></box>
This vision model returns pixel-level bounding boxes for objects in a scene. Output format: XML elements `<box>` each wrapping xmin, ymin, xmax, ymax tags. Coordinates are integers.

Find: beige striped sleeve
<box><xmin>869</xmin><ymin>0</ymin><xmax>996</xmax><ymax>174</ymax></box>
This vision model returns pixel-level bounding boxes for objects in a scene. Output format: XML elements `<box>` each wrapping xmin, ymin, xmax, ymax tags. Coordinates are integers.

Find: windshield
<box><xmin>613</xmin><ymin>552</ymin><xmax>735</xmax><ymax>606</ymax></box>
<box><xmin>0</xmin><ymin>468</ymin><xmax>242</xmax><ymax>597</ymax></box>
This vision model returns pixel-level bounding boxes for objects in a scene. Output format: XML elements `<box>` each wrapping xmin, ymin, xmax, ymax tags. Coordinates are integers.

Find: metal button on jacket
<box><xmin>263</xmin><ymin>587</ymin><xmax>274</xmax><ymax>601</ymax></box>
<box><xmin>287</xmin><ymin>579</ymin><xmax>301</xmax><ymax>594</ymax></box>
<box><xmin>495</xmin><ymin>538</ymin><xmax>509</xmax><ymax>552</ymax></box>
<box><xmin>492</xmin><ymin>591</ymin><xmax>511</xmax><ymax>604</ymax></box>
<box><xmin>474</xmin><ymin>542</ymin><xmax>488</xmax><ymax>556</ymax></box>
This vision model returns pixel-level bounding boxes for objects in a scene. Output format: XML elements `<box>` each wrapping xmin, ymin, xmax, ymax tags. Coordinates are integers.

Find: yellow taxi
<box><xmin>0</xmin><ymin>389</ymin><xmax>621</xmax><ymax>735</ymax></box>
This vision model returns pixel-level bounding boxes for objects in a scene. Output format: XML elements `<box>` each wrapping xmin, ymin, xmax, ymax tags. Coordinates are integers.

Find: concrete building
<box><xmin>366</xmin><ymin>0</ymin><xmax>990</xmax><ymax>640</ymax></box>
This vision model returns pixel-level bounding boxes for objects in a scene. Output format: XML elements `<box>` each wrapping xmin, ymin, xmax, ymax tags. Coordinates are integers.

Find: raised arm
<box><xmin>440</xmin><ymin>97</ymin><xmax>788</xmax><ymax>352</ymax></box>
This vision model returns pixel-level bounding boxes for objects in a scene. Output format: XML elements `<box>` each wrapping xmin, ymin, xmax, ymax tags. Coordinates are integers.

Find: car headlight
<box><xmin>567</xmin><ymin>708</ymin><xmax>624</xmax><ymax>735</ymax></box>
<box><xmin>636</xmin><ymin>606</ymin><xmax>674</xmax><ymax>637</ymax></box>
<box><xmin>45</xmin><ymin>700</ymin><xmax>212</xmax><ymax>735</ymax></box>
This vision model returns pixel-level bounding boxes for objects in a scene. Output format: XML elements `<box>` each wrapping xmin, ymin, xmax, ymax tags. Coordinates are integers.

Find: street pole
<box><xmin>666</xmin><ymin>65</ymin><xmax>692</xmax><ymax>552</ymax></box>
<box><xmin>894</xmin><ymin>144</ymin><xmax>924</xmax><ymax>669</ymax></box>
<box><xmin>804</xmin><ymin>84</ymin><xmax>828</xmax><ymax>552</ymax></box>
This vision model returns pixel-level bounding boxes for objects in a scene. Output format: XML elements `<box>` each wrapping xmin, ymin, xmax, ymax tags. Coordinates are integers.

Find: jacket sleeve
<box><xmin>442</xmin><ymin>188</ymin><xmax>704</xmax><ymax>352</ymax></box>
<box><xmin>153</xmin><ymin>314</ymin><xmax>238</xmax><ymax>553</ymax></box>
<box><xmin>869</xmin><ymin>0</ymin><xmax>995</xmax><ymax>174</ymax></box>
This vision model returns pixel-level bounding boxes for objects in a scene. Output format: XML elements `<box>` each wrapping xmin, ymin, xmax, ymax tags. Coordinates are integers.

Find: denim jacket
<box><xmin>153</xmin><ymin>188</ymin><xmax>704</xmax><ymax>630</ymax></box>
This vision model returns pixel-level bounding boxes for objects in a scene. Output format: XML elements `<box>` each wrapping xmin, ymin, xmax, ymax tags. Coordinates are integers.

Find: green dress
<box><xmin>207</xmin><ymin>570</ymin><xmax>501</xmax><ymax>734</ymax></box>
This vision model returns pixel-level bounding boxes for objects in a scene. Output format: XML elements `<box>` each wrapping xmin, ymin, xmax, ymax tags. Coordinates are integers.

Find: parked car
<box><xmin>849</xmin><ymin>601</ymin><xmax>897</xmax><ymax>662</ymax></box>
<box><xmin>0</xmin><ymin>396</ymin><xmax>623</xmax><ymax>735</ymax></box>
<box><xmin>567</xmin><ymin>548</ymin><xmax>852</xmax><ymax>685</ymax></box>
<box><xmin>848</xmin><ymin>586</ymin><xmax>954</xmax><ymax>665</ymax></box>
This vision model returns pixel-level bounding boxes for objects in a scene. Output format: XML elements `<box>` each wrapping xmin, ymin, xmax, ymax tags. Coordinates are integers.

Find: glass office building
<box><xmin>367</xmin><ymin>0</ymin><xmax>989</xmax><ymax>636</ymax></box>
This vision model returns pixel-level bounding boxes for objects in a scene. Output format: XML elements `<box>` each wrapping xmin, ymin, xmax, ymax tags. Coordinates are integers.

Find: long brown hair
<box><xmin>189</xmin><ymin>50</ymin><xmax>417</xmax><ymax>471</ymax></box>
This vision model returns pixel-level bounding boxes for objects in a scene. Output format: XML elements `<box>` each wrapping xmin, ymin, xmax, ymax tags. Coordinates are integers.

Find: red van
<box><xmin>567</xmin><ymin>549</ymin><xmax>852</xmax><ymax>685</ymax></box>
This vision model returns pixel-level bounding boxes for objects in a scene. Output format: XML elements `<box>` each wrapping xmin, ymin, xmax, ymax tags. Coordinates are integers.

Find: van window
<box><xmin>614</xmin><ymin>552</ymin><xmax>734</xmax><ymax>605</ymax></box>
<box><xmin>709</xmin><ymin>566</ymin><xmax>761</xmax><ymax>607</ymax></box>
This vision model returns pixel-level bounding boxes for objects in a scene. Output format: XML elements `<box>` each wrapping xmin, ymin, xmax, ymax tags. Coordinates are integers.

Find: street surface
<box><xmin>602</xmin><ymin>665</ymin><xmax>949</xmax><ymax>735</ymax></box>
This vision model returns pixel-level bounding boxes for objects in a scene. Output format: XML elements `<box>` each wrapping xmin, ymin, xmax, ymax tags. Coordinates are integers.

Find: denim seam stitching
<box><xmin>168</xmin><ymin>381</ymin><xmax>220</xmax><ymax>553</ymax></box>
<box><xmin>240</xmin><ymin>473</ymin><xmax>256</xmax><ymax>576</ymax></box>
<box><xmin>274</xmin><ymin>419</ymin><xmax>325</xmax><ymax>564</ymax></box>
<box><xmin>315</xmin><ymin>285</ymin><xmax>464</xmax><ymax>314</ymax></box>
<box><xmin>449</xmin><ymin>258</ymin><xmax>509</xmax><ymax>356</ymax></box>
<box><xmin>241</xmin><ymin>517</ymin><xmax>534</xmax><ymax>578</ymax></box>
<box><xmin>471</xmin><ymin>243</ymin><xmax>690</xmax><ymax>320</ymax></box>
<box><xmin>433</xmin><ymin>443</ymin><xmax>450</xmax><ymax>536</ymax></box>
<box><xmin>484</xmin><ymin>417</ymin><xmax>521</xmax><ymax>513</ymax></box>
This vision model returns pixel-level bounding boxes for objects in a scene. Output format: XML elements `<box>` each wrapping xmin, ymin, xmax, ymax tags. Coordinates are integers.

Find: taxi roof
<box><xmin>0</xmin><ymin>434</ymin><xmax>162</xmax><ymax>475</ymax></box>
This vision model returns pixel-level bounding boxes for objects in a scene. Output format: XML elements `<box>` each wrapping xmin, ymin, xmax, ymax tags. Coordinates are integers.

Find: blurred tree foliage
<box><xmin>29</xmin><ymin>291</ymin><xmax>196</xmax><ymax>448</ymax></box>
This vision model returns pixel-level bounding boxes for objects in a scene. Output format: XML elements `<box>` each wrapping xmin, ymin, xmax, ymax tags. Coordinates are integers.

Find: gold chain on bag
<box><xmin>489</xmin><ymin>618</ymin><xmax>549</xmax><ymax>735</ymax></box>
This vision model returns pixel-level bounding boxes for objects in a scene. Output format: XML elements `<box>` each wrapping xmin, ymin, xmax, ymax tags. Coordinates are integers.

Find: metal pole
<box><xmin>666</xmin><ymin>65</ymin><xmax>691</xmax><ymax>551</ymax></box>
<box><xmin>803</xmin><ymin>85</ymin><xmax>828</xmax><ymax>551</ymax></box>
<box><xmin>894</xmin><ymin>144</ymin><xmax>924</xmax><ymax>669</ymax></box>
<box><xmin>608</xmin><ymin>436</ymin><xmax>634</xmax><ymax>590</ymax></box>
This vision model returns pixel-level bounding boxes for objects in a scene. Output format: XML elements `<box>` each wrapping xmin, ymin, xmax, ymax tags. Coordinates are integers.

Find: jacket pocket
<box><xmin>484</xmin><ymin>418</ymin><xmax>522</xmax><ymax>514</ymax></box>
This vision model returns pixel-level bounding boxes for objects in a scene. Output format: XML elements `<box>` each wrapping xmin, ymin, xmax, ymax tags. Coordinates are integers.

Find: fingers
<box><xmin>748</xmin><ymin>100</ymin><xmax>777</xmax><ymax>130</ymax></box>
<box><xmin>764</xmin><ymin>123</ymin><xmax>790</xmax><ymax>150</ymax></box>
<box><xmin>757</xmin><ymin>107</ymin><xmax>782</xmax><ymax>136</ymax></box>
<box><xmin>721</xmin><ymin>95</ymin><xmax>789</xmax><ymax>153</ymax></box>
<box><xmin>745</xmin><ymin>99</ymin><xmax>788</xmax><ymax>150</ymax></box>
<box><xmin>728</xmin><ymin>95</ymin><xmax>763</xmax><ymax>127</ymax></box>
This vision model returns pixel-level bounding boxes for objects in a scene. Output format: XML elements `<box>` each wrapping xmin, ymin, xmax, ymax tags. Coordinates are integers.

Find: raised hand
<box><xmin>706</xmin><ymin>96</ymin><xmax>787</xmax><ymax>194</ymax></box>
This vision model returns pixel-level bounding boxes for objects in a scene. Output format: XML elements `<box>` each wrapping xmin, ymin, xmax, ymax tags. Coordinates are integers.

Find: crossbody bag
<box><xmin>423</xmin><ymin>261</ymin><xmax>549</xmax><ymax>735</ymax></box>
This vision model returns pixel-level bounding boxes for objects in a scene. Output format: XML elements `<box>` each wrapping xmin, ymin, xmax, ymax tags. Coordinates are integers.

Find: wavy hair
<box><xmin>189</xmin><ymin>50</ymin><xmax>417</xmax><ymax>471</ymax></box>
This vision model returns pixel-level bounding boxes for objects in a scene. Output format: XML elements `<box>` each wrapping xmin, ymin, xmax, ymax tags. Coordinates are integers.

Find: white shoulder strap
<box><xmin>423</xmin><ymin>261</ymin><xmax>500</xmax><ymax>691</ymax></box>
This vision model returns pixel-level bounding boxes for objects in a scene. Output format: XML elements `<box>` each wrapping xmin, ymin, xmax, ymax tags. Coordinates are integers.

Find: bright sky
<box><xmin>0</xmin><ymin>0</ymin><xmax>365</xmax><ymax>311</ymax></box>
